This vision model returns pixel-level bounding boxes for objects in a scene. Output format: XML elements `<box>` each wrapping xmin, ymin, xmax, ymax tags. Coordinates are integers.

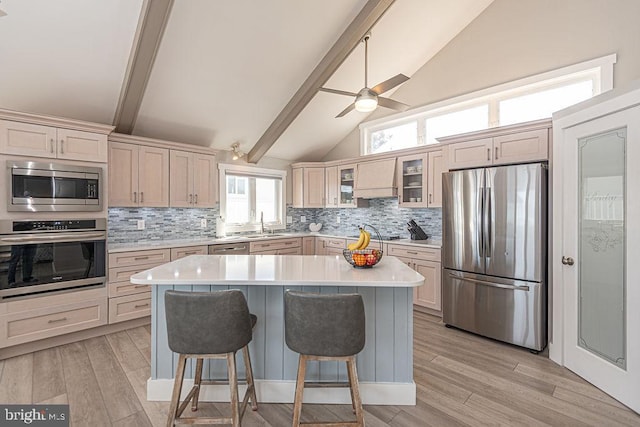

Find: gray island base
<box><xmin>130</xmin><ymin>254</ymin><xmax>425</xmax><ymax>405</ymax></box>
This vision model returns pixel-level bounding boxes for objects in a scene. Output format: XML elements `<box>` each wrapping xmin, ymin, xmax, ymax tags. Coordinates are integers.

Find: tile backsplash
<box><xmin>108</xmin><ymin>198</ymin><xmax>442</xmax><ymax>243</ymax></box>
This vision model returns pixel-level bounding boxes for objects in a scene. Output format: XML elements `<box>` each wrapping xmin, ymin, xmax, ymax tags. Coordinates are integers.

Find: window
<box><xmin>219</xmin><ymin>164</ymin><xmax>286</xmax><ymax>233</ymax></box>
<box><xmin>361</xmin><ymin>54</ymin><xmax>616</xmax><ymax>155</ymax></box>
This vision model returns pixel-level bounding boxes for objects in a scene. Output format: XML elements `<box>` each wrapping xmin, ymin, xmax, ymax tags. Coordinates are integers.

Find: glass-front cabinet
<box><xmin>337</xmin><ymin>164</ymin><xmax>357</xmax><ymax>207</ymax></box>
<box><xmin>397</xmin><ymin>154</ymin><xmax>427</xmax><ymax>207</ymax></box>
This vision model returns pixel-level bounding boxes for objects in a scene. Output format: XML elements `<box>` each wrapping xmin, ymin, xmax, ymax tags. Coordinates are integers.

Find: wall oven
<box><xmin>0</xmin><ymin>219</ymin><xmax>106</xmax><ymax>300</ymax></box>
<box><xmin>8</xmin><ymin>161</ymin><xmax>102</xmax><ymax>212</ymax></box>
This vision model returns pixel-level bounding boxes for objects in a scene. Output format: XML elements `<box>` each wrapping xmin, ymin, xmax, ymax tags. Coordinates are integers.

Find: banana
<box><xmin>348</xmin><ymin>228</ymin><xmax>365</xmax><ymax>250</ymax></box>
<box><xmin>360</xmin><ymin>230</ymin><xmax>371</xmax><ymax>250</ymax></box>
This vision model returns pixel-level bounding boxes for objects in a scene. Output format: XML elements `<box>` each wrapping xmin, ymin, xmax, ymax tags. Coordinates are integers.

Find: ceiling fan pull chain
<box><xmin>364</xmin><ymin>35</ymin><xmax>369</xmax><ymax>88</ymax></box>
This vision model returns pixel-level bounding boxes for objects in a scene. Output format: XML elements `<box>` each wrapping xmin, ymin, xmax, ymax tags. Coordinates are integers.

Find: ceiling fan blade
<box><xmin>319</xmin><ymin>87</ymin><xmax>358</xmax><ymax>97</ymax></box>
<box><xmin>371</xmin><ymin>74</ymin><xmax>410</xmax><ymax>95</ymax></box>
<box><xmin>378</xmin><ymin>97</ymin><xmax>410</xmax><ymax>112</ymax></box>
<box><xmin>336</xmin><ymin>103</ymin><xmax>356</xmax><ymax>118</ymax></box>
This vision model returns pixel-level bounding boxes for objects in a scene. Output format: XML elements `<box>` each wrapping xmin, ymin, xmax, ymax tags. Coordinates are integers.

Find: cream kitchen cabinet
<box><xmin>303</xmin><ymin>236</ymin><xmax>316</xmax><ymax>255</ymax></box>
<box><xmin>397</xmin><ymin>153</ymin><xmax>427</xmax><ymax>207</ymax></box>
<box><xmin>108</xmin><ymin>142</ymin><xmax>169</xmax><ymax>207</ymax></box>
<box><xmin>337</xmin><ymin>163</ymin><xmax>359</xmax><ymax>207</ymax></box>
<box><xmin>170</xmin><ymin>245</ymin><xmax>208</xmax><ymax>260</ymax></box>
<box><xmin>107</xmin><ymin>248</ymin><xmax>170</xmax><ymax>324</ymax></box>
<box><xmin>169</xmin><ymin>150</ymin><xmax>216</xmax><ymax>208</ymax></box>
<box><xmin>445</xmin><ymin>123</ymin><xmax>549</xmax><ymax>170</ymax></box>
<box><xmin>315</xmin><ymin>237</ymin><xmax>345</xmax><ymax>256</ymax></box>
<box><xmin>250</xmin><ymin>237</ymin><xmax>302</xmax><ymax>254</ymax></box>
<box><xmin>387</xmin><ymin>244</ymin><xmax>442</xmax><ymax>313</ymax></box>
<box><xmin>0</xmin><ymin>120</ymin><xmax>108</xmax><ymax>162</ymax></box>
<box><xmin>325</xmin><ymin>166</ymin><xmax>338</xmax><ymax>208</ymax></box>
<box><xmin>427</xmin><ymin>150</ymin><xmax>444</xmax><ymax>207</ymax></box>
<box><xmin>292</xmin><ymin>166</ymin><xmax>325</xmax><ymax>208</ymax></box>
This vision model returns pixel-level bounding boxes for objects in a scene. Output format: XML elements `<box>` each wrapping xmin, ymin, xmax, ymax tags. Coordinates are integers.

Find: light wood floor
<box><xmin>1</xmin><ymin>311</ymin><xmax>638</xmax><ymax>426</ymax></box>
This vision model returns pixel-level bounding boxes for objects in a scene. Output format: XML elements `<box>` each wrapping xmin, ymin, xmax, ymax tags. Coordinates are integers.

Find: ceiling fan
<box><xmin>319</xmin><ymin>34</ymin><xmax>410</xmax><ymax>118</ymax></box>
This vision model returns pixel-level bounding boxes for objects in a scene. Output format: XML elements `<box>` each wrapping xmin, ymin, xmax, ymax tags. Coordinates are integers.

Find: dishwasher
<box><xmin>208</xmin><ymin>242</ymin><xmax>249</xmax><ymax>255</ymax></box>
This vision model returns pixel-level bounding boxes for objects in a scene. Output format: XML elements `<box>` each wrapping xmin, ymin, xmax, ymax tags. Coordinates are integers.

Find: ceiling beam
<box><xmin>112</xmin><ymin>0</ymin><xmax>174</xmax><ymax>134</ymax></box>
<box><xmin>247</xmin><ymin>0</ymin><xmax>395</xmax><ymax>163</ymax></box>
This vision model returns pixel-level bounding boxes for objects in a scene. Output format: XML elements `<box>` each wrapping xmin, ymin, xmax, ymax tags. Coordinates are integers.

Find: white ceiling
<box><xmin>0</xmin><ymin>0</ymin><xmax>493</xmax><ymax>162</ymax></box>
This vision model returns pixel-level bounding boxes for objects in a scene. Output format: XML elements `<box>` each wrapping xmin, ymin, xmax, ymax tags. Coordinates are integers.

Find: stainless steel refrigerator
<box><xmin>442</xmin><ymin>163</ymin><xmax>547</xmax><ymax>351</ymax></box>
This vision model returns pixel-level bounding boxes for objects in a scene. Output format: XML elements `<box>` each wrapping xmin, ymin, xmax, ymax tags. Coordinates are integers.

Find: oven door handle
<box><xmin>0</xmin><ymin>232</ymin><xmax>106</xmax><ymax>244</ymax></box>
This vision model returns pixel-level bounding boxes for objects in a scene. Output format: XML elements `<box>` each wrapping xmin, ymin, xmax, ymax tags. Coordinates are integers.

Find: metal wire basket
<box><xmin>343</xmin><ymin>224</ymin><xmax>384</xmax><ymax>268</ymax></box>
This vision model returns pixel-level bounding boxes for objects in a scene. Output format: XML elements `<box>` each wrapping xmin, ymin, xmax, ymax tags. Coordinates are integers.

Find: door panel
<box><xmin>442</xmin><ymin>168</ymin><xmax>484</xmax><ymax>273</ymax></box>
<box><xmin>485</xmin><ymin>164</ymin><xmax>546</xmax><ymax>281</ymax></box>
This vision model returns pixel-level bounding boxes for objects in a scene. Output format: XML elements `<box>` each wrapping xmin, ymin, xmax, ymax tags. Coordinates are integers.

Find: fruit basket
<box><xmin>343</xmin><ymin>224</ymin><xmax>383</xmax><ymax>268</ymax></box>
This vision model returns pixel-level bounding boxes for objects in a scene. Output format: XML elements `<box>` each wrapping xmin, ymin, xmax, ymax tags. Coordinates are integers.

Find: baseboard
<box><xmin>0</xmin><ymin>316</ymin><xmax>150</xmax><ymax>360</ymax></box>
<box><xmin>147</xmin><ymin>378</ymin><xmax>416</xmax><ymax>405</ymax></box>
<box><xmin>413</xmin><ymin>304</ymin><xmax>442</xmax><ymax>317</ymax></box>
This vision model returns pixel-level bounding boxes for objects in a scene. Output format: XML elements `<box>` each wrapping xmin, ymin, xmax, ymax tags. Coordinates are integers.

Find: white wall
<box><xmin>322</xmin><ymin>0</ymin><xmax>640</xmax><ymax>161</ymax></box>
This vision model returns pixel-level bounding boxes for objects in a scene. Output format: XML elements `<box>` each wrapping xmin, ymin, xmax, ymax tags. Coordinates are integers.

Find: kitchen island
<box><xmin>130</xmin><ymin>254</ymin><xmax>424</xmax><ymax>405</ymax></box>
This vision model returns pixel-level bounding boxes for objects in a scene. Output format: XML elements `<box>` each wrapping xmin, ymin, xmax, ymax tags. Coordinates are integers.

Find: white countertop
<box><xmin>130</xmin><ymin>254</ymin><xmax>425</xmax><ymax>288</ymax></box>
<box><xmin>108</xmin><ymin>233</ymin><xmax>441</xmax><ymax>253</ymax></box>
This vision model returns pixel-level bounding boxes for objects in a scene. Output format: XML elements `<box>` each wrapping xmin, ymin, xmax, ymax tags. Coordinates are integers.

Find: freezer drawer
<box><xmin>442</xmin><ymin>269</ymin><xmax>547</xmax><ymax>351</ymax></box>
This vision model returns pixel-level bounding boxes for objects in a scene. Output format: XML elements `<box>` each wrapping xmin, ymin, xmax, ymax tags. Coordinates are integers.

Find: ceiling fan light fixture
<box><xmin>354</xmin><ymin>88</ymin><xmax>378</xmax><ymax>112</ymax></box>
<box><xmin>230</xmin><ymin>142</ymin><xmax>244</xmax><ymax>160</ymax></box>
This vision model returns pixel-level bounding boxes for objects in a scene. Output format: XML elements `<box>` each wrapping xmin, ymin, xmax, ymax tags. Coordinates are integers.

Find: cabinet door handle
<box><xmin>407</xmin><ymin>251</ymin><xmax>418</xmax><ymax>255</ymax></box>
<box><xmin>334</xmin><ymin>197</ymin><xmax>337</xmax><ymax>205</ymax></box>
<box><xmin>189</xmin><ymin>194</ymin><xmax>193</xmax><ymax>204</ymax></box>
<box><xmin>133</xmin><ymin>191</ymin><xmax>137</xmax><ymax>203</ymax></box>
<box><xmin>487</xmin><ymin>148</ymin><xmax>490</xmax><ymax>161</ymax></box>
<box><xmin>48</xmin><ymin>317</ymin><xmax>67</xmax><ymax>324</ymax></box>
<box><xmin>183</xmin><ymin>251</ymin><xmax>197</xmax><ymax>255</ymax></box>
<box><xmin>60</xmin><ymin>139</ymin><xmax>64</xmax><ymax>154</ymax></box>
<box><xmin>495</xmin><ymin>147</ymin><xmax>499</xmax><ymax>160</ymax></box>
<box><xmin>194</xmin><ymin>194</ymin><xmax>198</xmax><ymax>204</ymax></box>
<box><xmin>134</xmin><ymin>285</ymin><xmax>147</xmax><ymax>289</ymax></box>
<box><xmin>50</xmin><ymin>138</ymin><xmax>55</xmax><ymax>153</ymax></box>
<box><xmin>140</xmin><ymin>192</ymin><xmax>144</xmax><ymax>203</ymax></box>
<box><xmin>134</xmin><ymin>303</ymin><xmax>150</xmax><ymax>309</ymax></box>
<box><xmin>134</xmin><ymin>256</ymin><xmax>149</xmax><ymax>260</ymax></box>
<box><xmin>429</xmin><ymin>194</ymin><xmax>432</xmax><ymax>203</ymax></box>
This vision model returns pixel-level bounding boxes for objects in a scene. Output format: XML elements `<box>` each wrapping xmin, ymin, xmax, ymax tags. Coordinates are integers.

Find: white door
<box><xmin>561</xmin><ymin>105</ymin><xmax>640</xmax><ymax>412</ymax></box>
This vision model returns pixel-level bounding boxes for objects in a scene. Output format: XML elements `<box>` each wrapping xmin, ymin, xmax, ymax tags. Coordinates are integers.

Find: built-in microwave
<box><xmin>7</xmin><ymin>161</ymin><xmax>102</xmax><ymax>212</ymax></box>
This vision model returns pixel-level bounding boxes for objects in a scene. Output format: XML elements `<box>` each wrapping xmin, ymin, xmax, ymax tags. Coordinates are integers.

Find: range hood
<box><xmin>354</xmin><ymin>158</ymin><xmax>397</xmax><ymax>199</ymax></box>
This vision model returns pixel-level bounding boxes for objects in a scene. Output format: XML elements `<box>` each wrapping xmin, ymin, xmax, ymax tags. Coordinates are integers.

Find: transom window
<box><xmin>219</xmin><ymin>164</ymin><xmax>286</xmax><ymax>233</ymax></box>
<box><xmin>361</xmin><ymin>54</ymin><xmax>615</xmax><ymax>155</ymax></box>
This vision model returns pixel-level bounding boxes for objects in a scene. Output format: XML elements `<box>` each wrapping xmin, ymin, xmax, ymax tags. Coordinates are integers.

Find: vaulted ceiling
<box><xmin>0</xmin><ymin>0</ymin><xmax>493</xmax><ymax>162</ymax></box>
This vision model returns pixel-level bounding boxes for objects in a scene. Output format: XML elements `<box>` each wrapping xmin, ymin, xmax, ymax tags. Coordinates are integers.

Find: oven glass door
<box><xmin>0</xmin><ymin>234</ymin><xmax>106</xmax><ymax>298</ymax></box>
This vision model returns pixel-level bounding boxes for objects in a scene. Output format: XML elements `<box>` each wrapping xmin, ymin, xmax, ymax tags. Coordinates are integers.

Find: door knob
<box><xmin>562</xmin><ymin>256</ymin><xmax>575</xmax><ymax>266</ymax></box>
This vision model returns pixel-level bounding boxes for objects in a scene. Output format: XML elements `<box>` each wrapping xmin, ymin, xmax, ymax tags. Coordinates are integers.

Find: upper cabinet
<box><xmin>397</xmin><ymin>153</ymin><xmax>427</xmax><ymax>207</ymax></box>
<box><xmin>337</xmin><ymin>163</ymin><xmax>358</xmax><ymax>208</ymax></box>
<box><xmin>443</xmin><ymin>120</ymin><xmax>550</xmax><ymax>170</ymax></box>
<box><xmin>169</xmin><ymin>150</ymin><xmax>216</xmax><ymax>208</ymax></box>
<box><xmin>292</xmin><ymin>166</ymin><xmax>325</xmax><ymax>208</ymax></box>
<box><xmin>109</xmin><ymin>142</ymin><xmax>169</xmax><ymax>207</ymax></box>
<box><xmin>325</xmin><ymin>166</ymin><xmax>338</xmax><ymax>208</ymax></box>
<box><xmin>0</xmin><ymin>111</ymin><xmax>113</xmax><ymax>163</ymax></box>
<box><xmin>354</xmin><ymin>158</ymin><xmax>397</xmax><ymax>199</ymax></box>
<box><xmin>427</xmin><ymin>150</ymin><xmax>444</xmax><ymax>208</ymax></box>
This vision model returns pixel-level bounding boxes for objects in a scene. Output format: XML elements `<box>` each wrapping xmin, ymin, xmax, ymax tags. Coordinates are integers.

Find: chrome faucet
<box><xmin>260</xmin><ymin>211</ymin><xmax>265</xmax><ymax>234</ymax></box>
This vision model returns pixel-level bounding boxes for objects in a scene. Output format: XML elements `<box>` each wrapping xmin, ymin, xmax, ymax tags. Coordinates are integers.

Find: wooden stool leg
<box><xmin>191</xmin><ymin>358</ymin><xmax>204</xmax><ymax>411</ymax></box>
<box><xmin>292</xmin><ymin>354</ymin><xmax>307</xmax><ymax>427</ymax></box>
<box><xmin>167</xmin><ymin>354</ymin><xmax>187</xmax><ymax>427</ymax></box>
<box><xmin>242</xmin><ymin>346</ymin><xmax>258</xmax><ymax>411</ymax></box>
<box><xmin>346</xmin><ymin>356</ymin><xmax>364</xmax><ymax>426</ymax></box>
<box><xmin>346</xmin><ymin>358</ymin><xmax>356</xmax><ymax>414</ymax></box>
<box><xmin>227</xmin><ymin>352</ymin><xmax>241</xmax><ymax>427</ymax></box>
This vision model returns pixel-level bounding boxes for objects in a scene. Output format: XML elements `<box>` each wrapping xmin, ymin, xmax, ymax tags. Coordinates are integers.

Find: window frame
<box><xmin>360</xmin><ymin>54</ymin><xmax>616</xmax><ymax>155</ymax></box>
<box><xmin>218</xmin><ymin>163</ymin><xmax>287</xmax><ymax>233</ymax></box>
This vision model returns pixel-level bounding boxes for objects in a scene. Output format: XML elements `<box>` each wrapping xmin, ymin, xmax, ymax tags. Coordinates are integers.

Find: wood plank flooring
<box><xmin>0</xmin><ymin>312</ymin><xmax>638</xmax><ymax>426</ymax></box>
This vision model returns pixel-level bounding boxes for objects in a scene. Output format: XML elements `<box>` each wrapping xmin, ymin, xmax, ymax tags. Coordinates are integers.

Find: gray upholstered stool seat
<box><xmin>165</xmin><ymin>290</ymin><xmax>258</xmax><ymax>427</ymax></box>
<box><xmin>285</xmin><ymin>290</ymin><xmax>366</xmax><ymax>427</ymax></box>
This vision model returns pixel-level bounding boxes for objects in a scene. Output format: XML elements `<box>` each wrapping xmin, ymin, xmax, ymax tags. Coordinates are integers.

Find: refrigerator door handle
<box><xmin>448</xmin><ymin>272</ymin><xmax>530</xmax><ymax>291</ymax></box>
<box><xmin>477</xmin><ymin>185</ymin><xmax>484</xmax><ymax>258</ymax></box>
<box><xmin>485</xmin><ymin>188</ymin><xmax>492</xmax><ymax>257</ymax></box>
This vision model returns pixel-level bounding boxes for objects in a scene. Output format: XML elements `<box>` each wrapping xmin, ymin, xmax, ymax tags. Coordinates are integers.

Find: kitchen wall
<box><xmin>287</xmin><ymin>199</ymin><xmax>442</xmax><ymax>239</ymax></box>
<box><xmin>323</xmin><ymin>0</ymin><xmax>640</xmax><ymax>161</ymax></box>
<box><xmin>108</xmin><ymin>199</ymin><xmax>442</xmax><ymax>243</ymax></box>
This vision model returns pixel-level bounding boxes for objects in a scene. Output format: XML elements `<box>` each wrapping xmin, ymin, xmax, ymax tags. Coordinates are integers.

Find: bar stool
<box><xmin>164</xmin><ymin>290</ymin><xmax>258</xmax><ymax>427</ymax></box>
<box><xmin>284</xmin><ymin>290</ymin><xmax>366</xmax><ymax>427</ymax></box>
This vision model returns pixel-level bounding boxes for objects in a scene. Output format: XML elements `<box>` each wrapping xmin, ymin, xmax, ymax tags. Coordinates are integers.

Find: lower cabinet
<box><xmin>315</xmin><ymin>237</ymin><xmax>345</xmax><ymax>256</ymax></box>
<box><xmin>170</xmin><ymin>245</ymin><xmax>208</xmax><ymax>260</ymax></box>
<box><xmin>302</xmin><ymin>236</ymin><xmax>316</xmax><ymax>255</ymax></box>
<box><xmin>387</xmin><ymin>244</ymin><xmax>442</xmax><ymax>314</ymax></box>
<box><xmin>107</xmin><ymin>248</ymin><xmax>170</xmax><ymax>324</ymax></box>
<box><xmin>0</xmin><ymin>287</ymin><xmax>108</xmax><ymax>348</ymax></box>
<box><xmin>250</xmin><ymin>238</ymin><xmax>302</xmax><ymax>255</ymax></box>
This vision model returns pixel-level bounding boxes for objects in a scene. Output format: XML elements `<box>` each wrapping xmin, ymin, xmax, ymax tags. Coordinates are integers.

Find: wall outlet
<box><xmin>286</xmin><ymin>216</ymin><xmax>293</xmax><ymax>224</ymax></box>
<box><xmin>200</xmin><ymin>218</ymin><xmax>207</xmax><ymax>228</ymax></box>
<box><xmin>336</xmin><ymin>216</ymin><xmax>341</xmax><ymax>224</ymax></box>
<box><xmin>300</xmin><ymin>215</ymin><xmax>306</xmax><ymax>223</ymax></box>
<box><xmin>137</xmin><ymin>220</ymin><xmax>145</xmax><ymax>230</ymax></box>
